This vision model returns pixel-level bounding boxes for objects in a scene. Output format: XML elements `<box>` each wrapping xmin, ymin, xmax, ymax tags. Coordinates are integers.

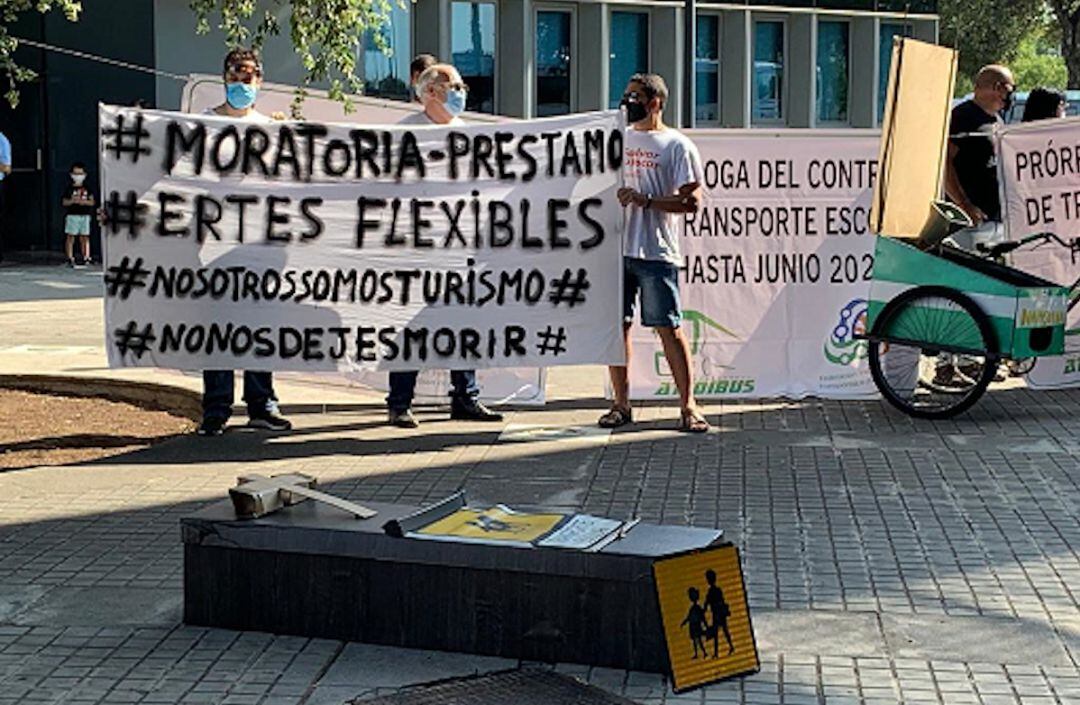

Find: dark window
<box><xmin>817</xmin><ymin>21</ymin><xmax>849</xmax><ymax>123</ymax></box>
<box><xmin>452</xmin><ymin>1</ymin><xmax>496</xmax><ymax>113</ymax></box>
<box><xmin>537</xmin><ymin>10</ymin><xmax>572</xmax><ymax>116</ymax></box>
<box><xmin>696</xmin><ymin>15</ymin><xmax>720</xmax><ymax>125</ymax></box>
<box><xmin>609</xmin><ymin>11</ymin><xmax>649</xmax><ymax>109</ymax></box>
<box><xmin>362</xmin><ymin>1</ymin><xmax>411</xmax><ymax>102</ymax></box>
<box><xmin>753</xmin><ymin>20</ymin><xmax>784</xmax><ymax>123</ymax></box>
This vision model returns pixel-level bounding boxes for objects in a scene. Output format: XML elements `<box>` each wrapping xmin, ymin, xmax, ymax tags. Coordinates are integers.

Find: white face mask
<box><xmin>71</xmin><ymin>174</ymin><xmax>86</xmax><ymax>185</ymax></box>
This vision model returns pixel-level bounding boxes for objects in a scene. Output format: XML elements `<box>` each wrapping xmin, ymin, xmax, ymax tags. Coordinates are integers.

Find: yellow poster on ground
<box><xmin>414</xmin><ymin>505</ymin><xmax>566</xmax><ymax>546</ymax></box>
<box><xmin>653</xmin><ymin>544</ymin><xmax>759</xmax><ymax>692</ymax></box>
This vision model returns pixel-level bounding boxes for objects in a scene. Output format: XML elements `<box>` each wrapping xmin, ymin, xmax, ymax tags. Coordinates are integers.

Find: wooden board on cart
<box><xmin>870</xmin><ymin>38</ymin><xmax>958</xmax><ymax>240</ymax></box>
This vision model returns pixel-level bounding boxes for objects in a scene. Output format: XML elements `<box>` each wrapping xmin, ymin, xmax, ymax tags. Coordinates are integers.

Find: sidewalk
<box><xmin>1</xmin><ymin>264</ymin><xmax>1079</xmax><ymax>704</ymax></box>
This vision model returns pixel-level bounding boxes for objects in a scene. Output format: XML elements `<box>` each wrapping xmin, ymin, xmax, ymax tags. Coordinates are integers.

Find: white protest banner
<box><xmin>629</xmin><ymin>130</ymin><xmax>881</xmax><ymax>400</ymax></box>
<box><xmin>998</xmin><ymin>117</ymin><xmax>1080</xmax><ymax>390</ymax></box>
<box><xmin>182</xmin><ymin>79</ymin><xmax>538</xmax><ymax>403</ymax></box>
<box><xmin>100</xmin><ymin>106</ymin><xmax>625</xmax><ymax>374</ymax></box>
<box><xmin>281</xmin><ymin>366</ymin><xmax>548</xmax><ymax>405</ymax></box>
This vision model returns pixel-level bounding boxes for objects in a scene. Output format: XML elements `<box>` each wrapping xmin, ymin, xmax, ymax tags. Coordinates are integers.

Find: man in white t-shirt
<box><xmin>197</xmin><ymin>48</ymin><xmax>290</xmax><ymax>436</ymax></box>
<box><xmin>599</xmin><ymin>73</ymin><xmax>710</xmax><ymax>433</ymax></box>
<box><xmin>386</xmin><ymin>64</ymin><xmax>503</xmax><ymax>428</ymax></box>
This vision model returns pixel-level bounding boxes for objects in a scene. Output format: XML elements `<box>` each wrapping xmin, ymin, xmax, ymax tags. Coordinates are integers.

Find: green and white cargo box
<box><xmin>867</xmin><ymin>236</ymin><xmax>1069</xmax><ymax>359</ymax></box>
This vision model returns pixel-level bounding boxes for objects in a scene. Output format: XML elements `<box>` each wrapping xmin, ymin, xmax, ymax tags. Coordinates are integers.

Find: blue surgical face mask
<box><xmin>225</xmin><ymin>81</ymin><xmax>258</xmax><ymax>110</ymax></box>
<box><xmin>445</xmin><ymin>89</ymin><xmax>466</xmax><ymax>117</ymax></box>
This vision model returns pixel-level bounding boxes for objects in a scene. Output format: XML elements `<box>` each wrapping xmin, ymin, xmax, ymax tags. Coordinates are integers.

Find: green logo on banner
<box><xmin>653</xmin><ymin>310</ymin><xmax>754</xmax><ymax>395</ymax></box>
<box><xmin>824</xmin><ymin>298</ymin><xmax>869</xmax><ymax>366</ymax></box>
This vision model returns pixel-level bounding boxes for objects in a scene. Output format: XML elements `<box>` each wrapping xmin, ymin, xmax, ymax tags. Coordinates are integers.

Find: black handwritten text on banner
<box><xmin>99</xmin><ymin>106</ymin><xmax>626</xmax><ymax>372</ymax></box>
<box><xmin>627</xmin><ymin>132</ymin><xmax>882</xmax><ymax>400</ymax></box>
<box><xmin>998</xmin><ymin>117</ymin><xmax>1080</xmax><ymax>390</ymax></box>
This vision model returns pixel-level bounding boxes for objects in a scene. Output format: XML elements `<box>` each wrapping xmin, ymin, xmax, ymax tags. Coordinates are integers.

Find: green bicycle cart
<box><xmin>861</xmin><ymin>203</ymin><xmax>1079</xmax><ymax>419</ymax></box>
<box><xmin>859</xmin><ymin>37</ymin><xmax>1080</xmax><ymax>417</ymax></box>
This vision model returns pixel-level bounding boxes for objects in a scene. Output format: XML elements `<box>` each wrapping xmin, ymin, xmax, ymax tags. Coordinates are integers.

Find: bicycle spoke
<box><xmin>870</xmin><ymin>289</ymin><xmax>993</xmax><ymax>418</ymax></box>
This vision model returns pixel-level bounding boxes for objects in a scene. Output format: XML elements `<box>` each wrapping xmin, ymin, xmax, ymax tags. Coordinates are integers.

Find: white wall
<box><xmin>153</xmin><ymin>0</ymin><xmax>321</xmax><ymax>110</ymax></box>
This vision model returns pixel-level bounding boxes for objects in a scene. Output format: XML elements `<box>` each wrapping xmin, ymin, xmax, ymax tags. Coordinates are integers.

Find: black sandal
<box><xmin>598</xmin><ymin>406</ymin><xmax>633</xmax><ymax>428</ymax></box>
<box><xmin>680</xmin><ymin>409</ymin><xmax>710</xmax><ymax>433</ymax></box>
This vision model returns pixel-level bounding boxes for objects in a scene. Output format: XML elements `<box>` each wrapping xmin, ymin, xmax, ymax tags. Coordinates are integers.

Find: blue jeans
<box><xmin>386</xmin><ymin>371</ymin><xmax>479</xmax><ymax>412</ymax></box>
<box><xmin>623</xmin><ymin>257</ymin><xmax>682</xmax><ymax>328</ymax></box>
<box><xmin>202</xmin><ymin>371</ymin><xmax>278</xmax><ymax>421</ymax></box>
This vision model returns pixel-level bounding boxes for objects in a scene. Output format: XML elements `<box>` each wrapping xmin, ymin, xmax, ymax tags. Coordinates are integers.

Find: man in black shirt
<box><xmin>945</xmin><ymin>64</ymin><xmax>1014</xmax><ymax>233</ymax></box>
<box><xmin>940</xmin><ymin>65</ymin><xmax>1014</xmax><ymax>386</ymax></box>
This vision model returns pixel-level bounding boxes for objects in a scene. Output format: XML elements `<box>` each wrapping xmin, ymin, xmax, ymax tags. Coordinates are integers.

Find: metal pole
<box><xmin>683</xmin><ymin>0</ymin><xmax>696</xmax><ymax>128</ymax></box>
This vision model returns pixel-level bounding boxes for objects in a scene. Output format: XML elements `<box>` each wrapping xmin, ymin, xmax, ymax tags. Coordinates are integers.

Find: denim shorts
<box><xmin>623</xmin><ymin>257</ymin><xmax>682</xmax><ymax>328</ymax></box>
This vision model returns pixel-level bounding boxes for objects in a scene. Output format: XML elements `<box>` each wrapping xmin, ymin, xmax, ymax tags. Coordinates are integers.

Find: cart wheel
<box><xmin>868</xmin><ymin>286</ymin><xmax>998</xmax><ymax>419</ymax></box>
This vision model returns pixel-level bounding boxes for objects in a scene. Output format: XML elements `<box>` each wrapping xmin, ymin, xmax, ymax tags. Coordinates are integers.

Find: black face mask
<box><xmin>1001</xmin><ymin>92</ymin><xmax>1015</xmax><ymax>115</ymax></box>
<box><xmin>621</xmin><ymin>99</ymin><xmax>648</xmax><ymax>124</ymax></box>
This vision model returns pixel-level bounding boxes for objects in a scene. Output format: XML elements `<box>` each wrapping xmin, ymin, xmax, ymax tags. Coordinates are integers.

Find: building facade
<box><xmin>399</xmin><ymin>0</ymin><xmax>939</xmax><ymax>127</ymax></box>
<box><xmin>1</xmin><ymin>1</ymin><xmax>156</xmax><ymax>257</ymax></box>
<box><xmin>1</xmin><ymin>0</ymin><xmax>937</xmax><ymax>255</ymax></box>
<box><xmin>152</xmin><ymin>0</ymin><xmax>938</xmax><ymax>128</ymax></box>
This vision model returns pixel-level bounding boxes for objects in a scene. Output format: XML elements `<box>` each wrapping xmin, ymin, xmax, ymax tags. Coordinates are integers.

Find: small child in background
<box><xmin>62</xmin><ymin>163</ymin><xmax>95</xmax><ymax>267</ymax></box>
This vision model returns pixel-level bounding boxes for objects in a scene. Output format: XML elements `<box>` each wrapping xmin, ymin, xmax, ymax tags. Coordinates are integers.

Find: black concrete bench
<box><xmin>182</xmin><ymin>500</ymin><xmax>723</xmax><ymax>672</ymax></box>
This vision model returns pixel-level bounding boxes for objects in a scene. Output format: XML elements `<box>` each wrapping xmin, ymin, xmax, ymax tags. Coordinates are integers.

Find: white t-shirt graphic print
<box><xmin>622</xmin><ymin>127</ymin><xmax>704</xmax><ymax>264</ymax></box>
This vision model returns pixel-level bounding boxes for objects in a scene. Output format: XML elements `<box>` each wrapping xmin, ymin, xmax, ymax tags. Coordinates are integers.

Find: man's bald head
<box><xmin>974</xmin><ymin>64</ymin><xmax>1014</xmax><ymax>90</ymax></box>
<box><xmin>971</xmin><ymin>64</ymin><xmax>1015</xmax><ymax>115</ymax></box>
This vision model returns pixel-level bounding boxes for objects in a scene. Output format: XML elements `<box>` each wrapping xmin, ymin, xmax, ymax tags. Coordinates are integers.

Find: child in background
<box><xmin>62</xmin><ymin>163</ymin><xmax>95</xmax><ymax>267</ymax></box>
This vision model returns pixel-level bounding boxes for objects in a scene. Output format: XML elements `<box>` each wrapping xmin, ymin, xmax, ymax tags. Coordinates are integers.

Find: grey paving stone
<box><xmin>11</xmin><ymin>587</ymin><xmax>181</xmax><ymax>628</ymax></box>
<box><xmin>316</xmin><ymin>643</ymin><xmax>514</xmax><ymax>689</ymax></box>
<box><xmin>305</xmin><ymin>685</ymin><xmax>368</xmax><ymax>704</ymax></box>
<box><xmin>4</xmin><ymin>280</ymin><xmax>1080</xmax><ymax>704</ymax></box>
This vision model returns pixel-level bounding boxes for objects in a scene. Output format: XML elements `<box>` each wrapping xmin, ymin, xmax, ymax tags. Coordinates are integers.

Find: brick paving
<box><xmin>1</xmin><ymin>265</ymin><xmax>1079</xmax><ymax>703</ymax></box>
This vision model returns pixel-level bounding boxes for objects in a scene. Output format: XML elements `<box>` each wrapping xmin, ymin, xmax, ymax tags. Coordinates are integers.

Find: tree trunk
<box><xmin>1068</xmin><ymin>52</ymin><xmax>1080</xmax><ymax>89</ymax></box>
<box><xmin>1058</xmin><ymin>9</ymin><xmax>1080</xmax><ymax>88</ymax></box>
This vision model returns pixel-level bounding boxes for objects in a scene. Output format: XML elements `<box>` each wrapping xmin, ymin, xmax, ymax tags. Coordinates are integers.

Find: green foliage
<box><xmin>1011</xmin><ymin>29</ymin><xmax>1068</xmax><ymax>91</ymax></box>
<box><xmin>0</xmin><ymin>0</ymin><xmax>81</xmax><ymax>107</ymax></box>
<box><xmin>938</xmin><ymin>0</ymin><xmax>1044</xmax><ymax>93</ymax></box>
<box><xmin>190</xmin><ymin>0</ymin><xmax>398</xmax><ymax>113</ymax></box>
<box><xmin>0</xmin><ymin>0</ymin><xmax>397</xmax><ymax>110</ymax></box>
<box><xmin>1046</xmin><ymin>1</ymin><xmax>1080</xmax><ymax>88</ymax></box>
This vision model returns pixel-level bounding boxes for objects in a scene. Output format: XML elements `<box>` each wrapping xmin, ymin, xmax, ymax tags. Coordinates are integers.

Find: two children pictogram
<box><xmin>680</xmin><ymin>569</ymin><xmax>735</xmax><ymax>659</ymax></box>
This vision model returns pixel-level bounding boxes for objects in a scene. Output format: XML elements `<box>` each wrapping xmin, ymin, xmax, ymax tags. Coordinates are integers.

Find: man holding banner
<box><xmin>386</xmin><ymin>63</ymin><xmax>504</xmax><ymax>428</ymax></box>
<box><xmin>101</xmin><ymin>60</ymin><xmax>625</xmax><ymax>423</ymax></box>
<box><xmin>197</xmin><ymin>48</ymin><xmax>291</xmax><ymax>436</ymax></box>
<box><xmin>601</xmin><ymin>73</ymin><xmax>709</xmax><ymax>433</ymax></box>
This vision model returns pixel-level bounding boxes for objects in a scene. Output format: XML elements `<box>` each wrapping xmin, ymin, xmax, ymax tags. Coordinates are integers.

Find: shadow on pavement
<box><xmin>0</xmin><ymin>379</ymin><xmax>1078</xmax><ymax>703</ymax></box>
<box><xmin>0</xmin><ymin>265</ymin><xmax>104</xmax><ymax>303</ymax></box>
